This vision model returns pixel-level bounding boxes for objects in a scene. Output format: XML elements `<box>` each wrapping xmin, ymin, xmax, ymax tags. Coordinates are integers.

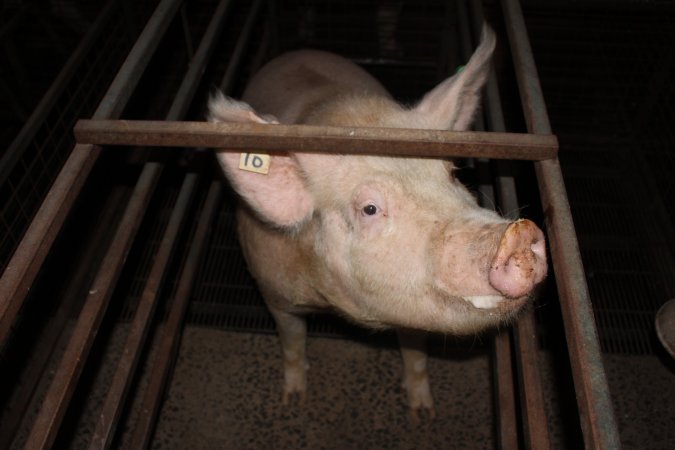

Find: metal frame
<box><xmin>0</xmin><ymin>0</ymin><xmax>620</xmax><ymax>448</ymax></box>
<box><xmin>73</xmin><ymin>119</ymin><xmax>558</xmax><ymax>161</ymax></box>
<box><xmin>501</xmin><ymin>1</ymin><xmax>620</xmax><ymax>448</ymax></box>
<box><xmin>0</xmin><ymin>0</ymin><xmax>136</xmax><ymax>274</ymax></box>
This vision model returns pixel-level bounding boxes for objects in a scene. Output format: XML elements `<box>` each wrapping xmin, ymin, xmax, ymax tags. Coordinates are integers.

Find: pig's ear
<box><xmin>207</xmin><ymin>91</ymin><xmax>280</xmax><ymax>124</ymax></box>
<box><xmin>208</xmin><ymin>92</ymin><xmax>314</xmax><ymax>228</ymax></box>
<box><xmin>414</xmin><ymin>24</ymin><xmax>495</xmax><ymax>131</ymax></box>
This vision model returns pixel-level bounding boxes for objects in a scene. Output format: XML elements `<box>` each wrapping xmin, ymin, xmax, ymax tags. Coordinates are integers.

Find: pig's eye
<box><xmin>362</xmin><ymin>204</ymin><xmax>378</xmax><ymax>216</ymax></box>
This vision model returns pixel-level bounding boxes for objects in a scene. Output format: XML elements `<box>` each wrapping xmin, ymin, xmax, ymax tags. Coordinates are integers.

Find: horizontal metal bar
<box><xmin>74</xmin><ymin>119</ymin><xmax>559</xmax><ymax>160</ymax></box>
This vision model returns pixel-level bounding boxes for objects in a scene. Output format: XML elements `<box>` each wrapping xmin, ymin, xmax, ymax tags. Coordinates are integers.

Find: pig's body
<box><xmin>208</xmin><ymin>26</ymin><xmax>547</xmax><ymax>419</ymax></box>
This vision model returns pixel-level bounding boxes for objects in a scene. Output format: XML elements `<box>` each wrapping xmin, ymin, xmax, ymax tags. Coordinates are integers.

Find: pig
<box><xmin>207</xmin><ymin>25</ymin><xmax>547</xmax><ymax>420</ymax></box>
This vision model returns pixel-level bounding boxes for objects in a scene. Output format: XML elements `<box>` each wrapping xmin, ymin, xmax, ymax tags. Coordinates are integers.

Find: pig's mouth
<box><xmin>461</xmin><ymin>294</ymin><xmax>529</xmax><ymax>311</ymax></box>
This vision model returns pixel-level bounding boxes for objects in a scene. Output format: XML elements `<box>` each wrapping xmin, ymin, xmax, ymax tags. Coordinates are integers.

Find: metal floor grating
<box><xmin>527</xmin><ymin>4</ymin><xmax>675</xmax><ymax>354</ymax></box>
<box><xmin>113</xmin><ymin>183</ymin><xmax>374</xmax><ymax>341</ymax></box>
<box><xmin>186</xmin><ymin>198</ymin><xmax>385</xmax><ymax>340</ymax></box>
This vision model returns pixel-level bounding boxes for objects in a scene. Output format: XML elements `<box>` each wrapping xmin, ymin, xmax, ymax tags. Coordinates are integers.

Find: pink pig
<box><xmin>208</xmin><ymin>25</ymin><xmax>547</xmax><ymax>420</ymax></box>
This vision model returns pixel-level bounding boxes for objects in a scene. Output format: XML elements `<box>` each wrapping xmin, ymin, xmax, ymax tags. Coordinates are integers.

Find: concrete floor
<box><xmin>13</xmin><ymin>322</ymin><xmax>673</xmax><ymax>449</ymax></box>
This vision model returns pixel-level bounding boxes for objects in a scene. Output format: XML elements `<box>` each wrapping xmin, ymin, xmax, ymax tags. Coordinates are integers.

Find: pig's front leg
<box><xmin>397</xmin><ymin>329</ymin><xmax>436</xmax><ymax>423</ymax></box>
<box><xmin>268</xmin><ymin>304</ymin><xmax>308</xmax><ymax>405</ymax></box>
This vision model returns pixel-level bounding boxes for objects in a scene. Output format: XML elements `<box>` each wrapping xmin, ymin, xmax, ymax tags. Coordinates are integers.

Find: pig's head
<box><xmin>208</xmin><ymin>26</ymin><xmax>547</xmax><ymax>335</ymax></box>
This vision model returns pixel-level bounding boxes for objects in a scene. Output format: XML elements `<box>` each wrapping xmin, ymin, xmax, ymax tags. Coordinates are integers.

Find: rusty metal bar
<box><xmin>74</xmin><ymin>119</ymin><xmax>559</xmax><ymax>161</ymax></box>
<box><xmin>167</xmin><ymin>0</ymin><xmax>234</xmax><ymax>121</ymax></box>
<box><xmin>458</xmin><ymin>3</ymin><xmax>522</xmax><ymax>447</ymax></box>
<box><xmin>461</xmin><ymin>1</ymin><xmax>552</xmax><ymax>448</ymax></box>
<box><xmin>493</xmin><ymin>332</ymin><xmax>519</xmax><ymax>450</ymax></box>
<box><xmin>23</xmin><ymin>162</ymin><xmax>162</xmax><ymax>450</ymax></box>
<box><xmin>513</xmin><ymin>311</ymin><xmax>551</xmax><ymax>450</ymax></box>
<box><xmin>219</xmin><ymin>0</ymin><xmax>265</xmax><ymax>92</ymax></box>
<box><xmin>129</xmin><ymin>182</ymin><xmax>222</xmax><ymax>449</ymax></box>
<box><xmin>88</xmin><ymin>174</ymin><xmax>198</xmax><ymax>450</ymax></box>
<box><xmin>0</xmin><ymin>187</ymin><xmax>127</xmax><ymax>450</ymax></box>
<box><xmin>128</xmin><ymin>3</ymin><xmax>258</xmax><ymax>442</ymax></box>
<box><xmin>501</xmin><ymin>1</ymin><xmax>621</xmax><ymax>449</ymax></box>
<box><xmin>20</xmin><ymin>0</ymin><xmax>189</xmax><ymax>446</ymax></box>
<box><xmin>0</xmin><ymin>0</ymin><xmax>184</xmax><ymax>351</ymax></box>
<box><xmin>83</xmin><ymin>0</ymin><xmax>234</xmax><ymax>445</ymax></box>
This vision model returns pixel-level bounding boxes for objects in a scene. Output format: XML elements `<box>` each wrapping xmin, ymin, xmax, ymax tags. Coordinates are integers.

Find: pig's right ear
<box><xmin>208</xmin><ymin>92</ymin><xmax>314</xmax><ymax>228</ymax></box>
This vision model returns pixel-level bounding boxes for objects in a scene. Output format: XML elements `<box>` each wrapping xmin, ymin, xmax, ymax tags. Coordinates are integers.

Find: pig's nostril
<box><xmin>531</xmin><ymin>239</ymin><xmax>544</xmax><ymax>258</ymax></box>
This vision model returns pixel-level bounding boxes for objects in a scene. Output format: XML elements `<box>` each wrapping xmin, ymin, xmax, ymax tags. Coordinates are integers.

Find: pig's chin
<box><xmin>461</xmin><ymin>294</ymin><xmax>529</xmax><ymax>311</ymax></box>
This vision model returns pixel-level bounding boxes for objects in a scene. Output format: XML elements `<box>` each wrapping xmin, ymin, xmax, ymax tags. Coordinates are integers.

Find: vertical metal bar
<box><xmin>0</xmin><ymin>0</ymin><xmax>184</xmax><ymax>351</ymax></box>
<box><xmin>167</xmin><ymin>0</ymin><xmax>234</xmax><ymax>121</ymax></box>
<box><xmin>219</xmin><ymin>0</ymin><xmax>265</xmax><ymax>92</ymax></box>
<box><xmin>460</xmin><ymin>1</ymin><xmax>552</xmax><ymax>446</ymax></box>
<box><xmin>23</xmin><ymin>162</ymin><xmax>162</xmax><ymax>450</ymax></box>
<box><xmin>61</xmin><ymin>0</ymin><xmax>235</xmax><ymax>442</ymax></box>
<box><xmin>84</xmin><ymin>1</ymin><xmax>233</xmax><ymax>445</ymax></box>
<box><xmin>129</xmin><ymin>182</ymin><xmax>222</xmax><ymax>449</ymax></box>
<box><xmin>513</xmin><ymin>312</ymin><xmax>551</xmax><ymax>450</ymax></box>
<box><xmin>92</xmin><ymin>0</ymin><xmax>183</xmax><ymax>121</ymax></box>
<box><xmin>0</xmin><ymin>187</ymin><xmax>127</xmax><ymax>450</ymax></box>
<box><xmin>84</xmin><ymin>0</ymin><xmax>235</xmax><ymax>442</ymax></box>
<box><xmin>500</xmin><ymin>1</ymin><xmax>621</xmax><ymax>449</ymax></box>
<box><xmin>129</xmin><ymin>1</ymin><xmax>262</xmax><ymax>443</ymax></box>
<box><xmin>16</xmin><ymin>1</ymin><xmax>186</xmax><ymax>446</ymax></box>
<box><xmin>88</xmin><ymin>174</ymin><xmax>198</xmax><ymax>450</ymax></box>
<box><xmin>179</xmin><ymin>3</ymin><xmax>195</xmax><ymax>60</ymax></box>
<box><xmin>461</xmin><ymin>2</ymin><xmax>545</xmax><ymax>447</ymax></box>
<box><xmin>493</xmin><ymin>332</ymin><xmax>519</xmax><ymax>450</ymax></box>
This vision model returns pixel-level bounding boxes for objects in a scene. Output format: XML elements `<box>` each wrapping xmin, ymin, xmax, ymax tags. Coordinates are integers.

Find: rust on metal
<box><xmin>0</xmin><ymin>0</ymin><xmax>184</xmax><ymax>352</ymax></box>
<box><xmin>74</xmin><ymin>119</ymin><xmax>559</xmax><ymax>161</ymax></box>
<box><xmin>24</xmin><ymin>162</ymin><xmax>162</xmax><ymax>450</ymax></box>
<box><xmin>0</xmin><ymin>188</ymin><xmax>126</xmax><ymax>450</ymax></box>
<box><xmin>129</xmin><ymin>182</ymin><xmax>222</xmax><ymax>449</ymax></box>
<box><xmin>514</xmin><ymin>311</ymin><xmax>552</xmax><ymax>450</ymax></box>
<box><xmin>493</xmin><ymin>332</ymin><xmax>519</xmax><ymax>450</ymax></box>
<box><xmin>460</xmin><ymin>2</ymin><xmax>551</xmax><ymax>446</ymax></box>
<box><xmin>88</xmin><ymin>174</ymin><xmax>198</xmax><ymax>450</ymax></box>
<box><xmin>501</xmin><ymin>0</ymin><xmax>621</xmax><ymax>448</ymax></box>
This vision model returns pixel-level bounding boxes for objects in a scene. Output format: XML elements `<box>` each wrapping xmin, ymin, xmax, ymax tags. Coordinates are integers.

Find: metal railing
<box><xmin>0</xmin><ymin>0</ymin><xmax>620</xmax><ymax>448</ymax></box>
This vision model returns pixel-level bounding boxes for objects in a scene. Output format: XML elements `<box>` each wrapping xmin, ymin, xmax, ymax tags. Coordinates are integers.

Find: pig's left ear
<box><xmin>208</xmin><ymin>92</ymin><xmax>314</xmax><ymax>228</ymax></box>
<box><xmin>414</xmin><ymin>24</ymin><xmax>496</xmax><ymax>131</ymax></box>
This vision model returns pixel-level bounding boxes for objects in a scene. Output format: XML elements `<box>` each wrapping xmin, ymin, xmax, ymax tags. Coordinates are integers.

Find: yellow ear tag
<box><xmin>239</xmin><ymin>152</ymin><xmax>270</xmax><ymax>174</ymax></box>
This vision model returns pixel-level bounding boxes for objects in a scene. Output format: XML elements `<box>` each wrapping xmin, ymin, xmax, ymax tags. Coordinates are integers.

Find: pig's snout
<box><xmin>488</xmin><ymin>219</ymin><xmax>547</xmax><ymax>299</ymax></box>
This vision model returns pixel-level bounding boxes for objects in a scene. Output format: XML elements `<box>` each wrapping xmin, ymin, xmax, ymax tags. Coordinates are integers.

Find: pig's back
<box><xmin>242</xmin><ymin>50</ymin><xmax>391</xmax><ymax>124</ymax></box>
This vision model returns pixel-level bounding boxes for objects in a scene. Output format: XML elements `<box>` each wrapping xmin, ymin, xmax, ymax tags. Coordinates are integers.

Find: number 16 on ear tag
<box><xmin>239</xmin><ymin>152</ymin><xmax>271</xmax><ymax>174</ymax></box>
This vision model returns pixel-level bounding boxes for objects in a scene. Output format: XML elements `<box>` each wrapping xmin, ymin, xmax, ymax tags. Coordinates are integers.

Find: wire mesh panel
<box><xmin>525</xmin><ymin>5</ymin><xmax>675</xmax><ymax>354</ymax></box>
<box><xmin>0</xmin><ymin>2</ymin><xmax>149</xmax><ymax>273</ymax></box>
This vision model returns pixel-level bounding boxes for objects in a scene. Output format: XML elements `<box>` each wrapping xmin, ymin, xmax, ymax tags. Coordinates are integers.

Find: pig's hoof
<box><xmin>402</xmin><ymin>375</ymin><xmax>435</xmax><ymax>423</ymax></box>
<box><xmin>281</xmin><ymin>365</ymin><xmax>307</xmax><ymax>406</ymax></box>
<box><xmin>409</xmin><ymin>405</ymin><xmax>437</xmax><ymax>425</ymax></box>
<box><xmin>281</xmin><ymin>388</ymin><xmax>306</xmax><ymax>406</ymax></box>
